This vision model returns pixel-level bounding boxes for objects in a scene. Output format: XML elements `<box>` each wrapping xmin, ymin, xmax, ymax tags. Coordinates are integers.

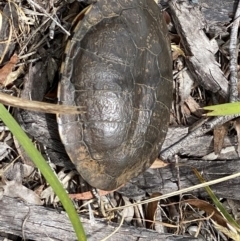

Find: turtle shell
<box><xmin>57</xmin><ymin>0</ymin><xmax>172</xmax><ymax>191</ymax></box>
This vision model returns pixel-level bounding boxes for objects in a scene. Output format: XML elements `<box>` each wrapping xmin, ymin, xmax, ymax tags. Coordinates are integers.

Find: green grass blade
<box><xmin>0</xmin><ymin>104</ymin><xmax>86</xmax><ymax>241</ymax></box>
<box><xmin>193</xmin><ymin>168</ymin><xmax>240</xmax><ymax>232</ymax></box>
<box><xmin>204</xmin><ymin>102</ymin><xmax>240</xmax><ymax>116</ymax></box>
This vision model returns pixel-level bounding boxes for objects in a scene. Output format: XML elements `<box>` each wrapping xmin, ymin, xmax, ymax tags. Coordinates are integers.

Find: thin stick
<box><xmin>0</xmin><ymin>92</ymin><xmax>84</xmax><ymax>114</ymax></box>
<box><xmin>26</xmin><ymin>0</ymin><xmax>70</xmax><ymax>36</ymax></box>
<box><xmin>229</xmin><ymin>0</ymin><xmax>240</xmax><ymax>102</ymax></box>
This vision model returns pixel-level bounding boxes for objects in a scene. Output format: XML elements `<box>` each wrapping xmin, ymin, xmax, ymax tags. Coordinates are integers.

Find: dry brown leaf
<box><xmin>0</xmin><ymin>54</ymin><xmax>18</xmax><ymax>85</ymax></box>
<box><xmin>69</xmin><ymin>191</ymin><xmax>104</xmax><ymax>200</ymax></box>
<box><xmin>5</xmin><ymin>65</ymin><xmax>24</xmax><ymax>86</ymax></box>
<box><xmin>0</xmin><ymin>142</ymin><xmax>12</xmax><ymax>161</ymax></box>
<box><xmin>163</xmin><ymin>11</ymin><xmax>171</xmax><ymax>25</ymax></box>
<box><xmin>69</xmin><ymin>185</ymin><xmax>124</xmax><ymax>200</ymax></box>
<box><xmin>3</xmin><ymin>180</ymin><xmax>42</xmax><ymax>205</ymax></box>
<box><xmin>34</xmin><ymin>184</ymin><xmax>45</xmax><ymax>197</ymax></box>
<box><xmin>150</xmin><ymin>158</ymin><xmax>169</xmax><ymax>169</ymax></box>
<box><xmin>234</xmin><ymin>118</ymin><xmax>240</xmax><ymax>156</ymax></box>
<box><xmin>213</xmin><ymin>123</ymin><xmax>228</xmax><ymax>155</ymax></box>
<box><xmin>22</xmin><ymin>164</ymin><xmax>35</xmax><ymax>178</ymax></box>
<box><xmin>185</xmin><ymin>199</ymin><xmax>228</xmax><ymax>228</ymax></box>
<box><xmin>1</xmin><ymin>162</ymin><xmax>41</xmax><ymax>205</ymax></box>
<box><xmin>185</xmin><ymin>96</ymin><xmax>202</xmax><ymax>117</ymax></box>
<box><xmin>146</xmin><ymin>192</ymin><xmax>162</xmax><ymax>229</ymax></box>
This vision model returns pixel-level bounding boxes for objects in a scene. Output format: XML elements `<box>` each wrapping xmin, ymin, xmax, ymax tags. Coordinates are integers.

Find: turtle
<box><xmin>57</xmin><ymin>0</ymin><xmax>172</xmax><ymax>191</ymax></box>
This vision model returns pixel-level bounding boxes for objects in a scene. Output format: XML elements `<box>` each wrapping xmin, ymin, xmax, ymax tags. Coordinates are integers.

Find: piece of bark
<box><xmin>118</xmin><ymin>159</ymin><xmax>240</xmax><ymax>200</ymax></box>
<box><xmin>15</xmin><ymin>109</ymin><xmax>74</xmax><ymax>169</ymax></box>
<box><xmin>15</xmin><ymin>61</ymin><xmax>73</xmax><ymax>169</ymax></box>
<box><xmin>200</xmin><ymin>0</ymin><xmax>238</xmax><ymax>23</ymax></box>
<box><xmin>169</xmin><ymin>0</ymin><xmax>229</xmax><ymax>98</ymax></box>
<box><xmin>0</xmin><ymin>3</ymin><xmax>17</xmax><ymax>63</ymax></box>
<box><xmin>161</xmin><ymin>0</ymin><xmax>237</xmax><ymax>23</ymax></box>
<box><xmin>162</xmin><ymin>127</ymin><xmax>239</xmax><ymax>160</ymax></box>
<box><xmin>0</xmin><ymin>196</ymin><xmax>196</xmax><ymax>241</ymax></box>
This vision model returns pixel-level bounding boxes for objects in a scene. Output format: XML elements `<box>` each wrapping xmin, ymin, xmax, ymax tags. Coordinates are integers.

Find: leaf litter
<box><xmin>0</xmin><ymin>0</ymin><xmax>239</xmax><ymax>240</ymax></box>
